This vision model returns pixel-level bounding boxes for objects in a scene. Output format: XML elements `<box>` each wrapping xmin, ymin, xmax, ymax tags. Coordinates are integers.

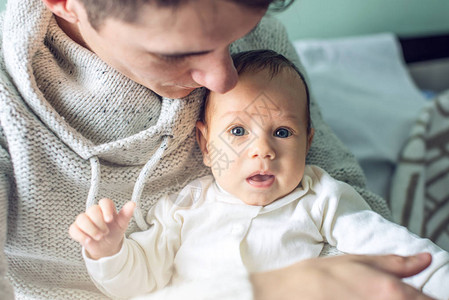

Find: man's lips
<box><xmin>179</xmin><ymin>85</ymin><xmax>201</xmax><ymax>89</ymax></box>
<box><xmin>246</xmin><ymin>172</ymin><xmax>275</xmax><ymax>188</ymax></box>
<box><xmin>163</xmin><ymin>83</ymin><xmax>202</xmax><ymax>89</ymax></box>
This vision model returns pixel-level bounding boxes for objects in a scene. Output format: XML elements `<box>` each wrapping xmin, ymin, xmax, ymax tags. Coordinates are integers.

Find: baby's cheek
<box><xmin>284</xmin><ymin>164</ymin><xmax>304</xmax><ymax>189</ymax></box>
<box><xmin>210</xmin><ymin>160</ymin><xmax>235</xmax><ymax>182</ymax></box>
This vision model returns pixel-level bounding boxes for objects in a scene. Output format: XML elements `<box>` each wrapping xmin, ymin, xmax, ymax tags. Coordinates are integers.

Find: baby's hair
<box><xmin>201</xmin><ymin>49</ymin><xmax>311</xmax><ymax>134</ymax></box>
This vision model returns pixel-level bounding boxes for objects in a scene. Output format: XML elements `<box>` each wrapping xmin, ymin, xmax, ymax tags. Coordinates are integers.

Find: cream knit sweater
<box><xmin>0</xmin><ymin>0</ymin><xmax>390</xmax><ymax>299</ymax></box>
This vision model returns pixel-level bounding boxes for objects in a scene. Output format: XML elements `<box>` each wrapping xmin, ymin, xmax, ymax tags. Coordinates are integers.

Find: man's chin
<box><xmin>128</xmin><ymin>75</ymin><xmax>199</xmax><ymax>98</ymax></box>
<box><xmin>155</xmin><ymin>86</ymin><xmax>198</xmax><ymax>99</ymax></box>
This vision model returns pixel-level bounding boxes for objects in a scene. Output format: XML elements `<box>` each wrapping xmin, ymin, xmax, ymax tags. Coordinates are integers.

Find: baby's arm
<box><xmin>316</xmin><ymin>173</ymin><xmax>449</xmax><ymax>299</ymax></box>
<box><xmin>69</xmin><ymin>198</ymin><xmax>135</xmax><ymax>260</ymax></box>
<box><xmin>70</xmin><ymin>197</ymin><xmax>181</xmax><ymax>299</ymax></box>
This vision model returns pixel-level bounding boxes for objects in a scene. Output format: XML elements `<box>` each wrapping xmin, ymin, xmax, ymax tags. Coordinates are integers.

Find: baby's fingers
<box><xmin>116</xmin><ymin>202</ymin><xmax>136</xmax><ymax>230</ymax></box>
<box><xmin>86</xmin><ymin>204</ymin><xmax>109</xmax><ymax>234</ymax></box>
<box><xmin>69</xmin><ymin>222</ymin><xmax>92</xmax><ymax>246</ymax></box>
<box><xmin>98</xmin><ymin>198</ymin><xmax>118</xmax><ymax>223</ymax></box>
<box><xmin>74</xmin><ymin>213</ymin><xmax>104</xmax><ymax>241</ymax></box>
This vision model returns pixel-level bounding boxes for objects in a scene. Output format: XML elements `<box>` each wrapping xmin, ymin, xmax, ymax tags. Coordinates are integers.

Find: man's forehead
<box><xmin>99</xmin><ymin>0</ymin><xmax>264</xmax><ymax>51</ymax></box>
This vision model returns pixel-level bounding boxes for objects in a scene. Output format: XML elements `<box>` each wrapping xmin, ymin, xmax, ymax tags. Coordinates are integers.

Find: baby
<box><xmin>70</xmin><ymin>50</ymin><xmax>449</xmax><ymax>299</ymax></box>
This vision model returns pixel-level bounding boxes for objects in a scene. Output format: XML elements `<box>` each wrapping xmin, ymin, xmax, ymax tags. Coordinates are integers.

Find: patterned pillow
<box><xmin>391</xmin><ymin>90</ymin><xmax>449</xmax><ymax>251</ymax></box>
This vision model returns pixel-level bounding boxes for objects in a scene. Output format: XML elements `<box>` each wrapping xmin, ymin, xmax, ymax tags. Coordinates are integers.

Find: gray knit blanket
<box><xmin>391</xmin><ymin>89</ymin><xmax>449</xmax><ymax>252</ymax></box>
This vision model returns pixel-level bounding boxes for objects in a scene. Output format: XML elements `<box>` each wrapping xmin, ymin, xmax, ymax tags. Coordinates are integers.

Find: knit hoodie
<box><xmin>0</xmin><ymin>0</ymin><xmax>390</xmax><ymax>299</ymax></box>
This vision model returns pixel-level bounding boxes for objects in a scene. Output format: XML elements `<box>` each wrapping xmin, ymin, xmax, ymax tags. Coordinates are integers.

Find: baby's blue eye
<box><xmin>274</xmin><ymin>128</ymin><xmax>292</xmax><ymax>138</ymax></box>
<box><xmin>230</xmin><ymin>126</ymin><xmax>247</xmax><ymax>136</ymax></box>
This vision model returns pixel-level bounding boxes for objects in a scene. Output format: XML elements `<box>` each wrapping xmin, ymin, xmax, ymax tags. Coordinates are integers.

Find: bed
<box><xmin>291</xmin><ymin>32</ymin><xmax>449</xmax><ymax>251</ymax></box>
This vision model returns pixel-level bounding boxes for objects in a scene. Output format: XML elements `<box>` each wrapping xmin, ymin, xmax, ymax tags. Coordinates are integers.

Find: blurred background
<box><xmin>272</xmin><ymin>0</ymin><xmax>449</xmax><ymax>39</ymax></box>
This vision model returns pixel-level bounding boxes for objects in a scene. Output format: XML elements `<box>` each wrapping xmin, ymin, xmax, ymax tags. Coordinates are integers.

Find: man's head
<box><xmin>75</xmin><ymin>0</ymin><xmax>293</xmax><ymax>30</ymax></box>
<box><xmin>42</xmin><ymin>0</ymin><xmax>292</xmax><ymax>98</ymax></box>
<box><xmin>196</xmin><ymin>50</ymin><xmax>314</xmax><ymax>206</ymax></box>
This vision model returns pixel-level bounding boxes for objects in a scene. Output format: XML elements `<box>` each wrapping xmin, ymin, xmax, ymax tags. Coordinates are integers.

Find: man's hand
<box><xmin>251</xmin><ymin>253</ymin><xmax>434</xmax><ymax>300</ymax></box>
<box><xmin>69</xmin><ymin>198</ymin><xmax>135</xmax><ymax>260</ymax></box>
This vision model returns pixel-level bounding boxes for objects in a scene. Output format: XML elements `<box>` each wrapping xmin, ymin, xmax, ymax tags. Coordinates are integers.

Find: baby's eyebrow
<box><xmin>219</xmin><ymin>111</ymin><xmax>300</xmax><ymax>124</ymax></box>
<box><xmin>280</xmin><ymin>114</ymin><xmax>300</xmax><ymax>120</ymax></box>
<box><xmin>221</xmin><ymin>110</ymin><xmax>244</xmax><ymax>117</ymax></box>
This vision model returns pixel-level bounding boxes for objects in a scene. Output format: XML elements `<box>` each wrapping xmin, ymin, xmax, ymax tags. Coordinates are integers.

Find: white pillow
<box><xmin>294</xmin><ymin>33</ymin><xmax>426</xmax><ymax>200</ymax></box>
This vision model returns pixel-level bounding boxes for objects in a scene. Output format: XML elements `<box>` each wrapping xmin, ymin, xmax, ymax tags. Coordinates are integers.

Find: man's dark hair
<box><xmin>78</xmin><ymin>0</ymin><xmax>294</xmax><ymax>30</ymax></box>
<box><xmin>202</xmin><ymin>49</ymin><xmax>311</xmax><ymax>134</ymax></box>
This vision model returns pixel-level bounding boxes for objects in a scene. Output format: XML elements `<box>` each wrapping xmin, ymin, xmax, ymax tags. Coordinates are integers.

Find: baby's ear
<box><xmin>195</xmin><ymin>121</ymin><xmax>211</xmax><ymax>167</ymax></box>
<box><xmin>306</xmin><ymin>128</ymin><xmax>314</xmax><ymax>153</ymax></box>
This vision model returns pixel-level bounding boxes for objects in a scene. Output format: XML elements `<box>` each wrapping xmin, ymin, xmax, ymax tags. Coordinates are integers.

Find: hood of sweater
<box><xmin>2</xmin><ymin>0</ymin><xmax>203</xmax><ymax>167</ymax></box>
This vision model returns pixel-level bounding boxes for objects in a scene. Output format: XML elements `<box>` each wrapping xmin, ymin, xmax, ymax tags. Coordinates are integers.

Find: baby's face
<box><xmin>197</xmin><ymin>68</ymin><xmax>313</xmax><ymax>206</ymax></box>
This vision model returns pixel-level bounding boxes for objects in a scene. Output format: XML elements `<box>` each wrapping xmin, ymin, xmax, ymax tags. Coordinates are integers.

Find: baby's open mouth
<box><xmin>246</xmin><ymin>173</ymin><xmax>275</xmax><ymax>188</ymax></box>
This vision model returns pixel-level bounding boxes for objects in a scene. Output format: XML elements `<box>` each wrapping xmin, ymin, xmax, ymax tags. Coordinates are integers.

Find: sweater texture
<box><xmin>0</xmin><ymin>0</ymin><xmax>390</xmax><ymax>298</ymax></box>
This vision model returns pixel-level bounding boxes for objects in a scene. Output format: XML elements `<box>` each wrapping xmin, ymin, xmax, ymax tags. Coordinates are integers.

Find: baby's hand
<box><xmin>69</xmin><ymin>198</ymin><xmax>135</xmax><ymax>260</ymax></box>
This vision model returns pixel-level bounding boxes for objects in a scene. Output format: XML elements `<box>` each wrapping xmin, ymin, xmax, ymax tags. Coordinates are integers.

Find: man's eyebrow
<box><xmin>153</xmin><ymin>50</ymin><xmax>213</xmax><ymax>58</ymax></box>
<box><xmin>152</xmin><ymin>22</ymin><xmax>261</xmax><ymax>58</ymax></box>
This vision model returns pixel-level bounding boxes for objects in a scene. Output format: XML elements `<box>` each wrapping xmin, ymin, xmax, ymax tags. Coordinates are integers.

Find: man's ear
<box><xmin>306</xmin><ymin>128</ymin><xmax>314</xmax><ymax>153</ymax></box>
<box><xmin>41</xmin><ymin>0</ymin><xmax>80</xmax><ymax>23</ymax></box>
<box><xmin>195</xmin><ymin>121</ymin><xmax>211</xmax><ymax>167</ymax></box>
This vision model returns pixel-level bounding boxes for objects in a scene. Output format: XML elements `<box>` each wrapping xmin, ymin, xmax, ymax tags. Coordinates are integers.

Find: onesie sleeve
<box><xmin>83</xmin><ymin>195</ymin><xmax>182</xmax><ymax>299</ymax></box>
<box><xmin>317</xmin><ymin>169</ymin><xmax>449</xmax><ymax>299</ymax></box>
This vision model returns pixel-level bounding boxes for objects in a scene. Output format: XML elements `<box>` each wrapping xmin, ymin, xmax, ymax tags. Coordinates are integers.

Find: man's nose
<box><xmin>190</xmin><ymin>48</ymin><xmax>238</xmax><ymax>94</ymax></box>
<box><xmin>248</xmin><ymin>137</ymin><xmax>276</xmax><ymax>160</ymax></box>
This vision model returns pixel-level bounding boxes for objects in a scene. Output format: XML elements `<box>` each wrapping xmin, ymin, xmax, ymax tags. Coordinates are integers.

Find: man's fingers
<box><xmin>99</xmin><ymin>198</ymin><xmax>117</xmax><ymax>223</ymax></box>
<box><xmin>402</xmin><ymin>253</ymin><xmax>432</xmax><ymax>277</ymax></box>
<box><xmin>400</xmin><ymin>281</ymin><xmax>435</xmax><ymax>300</ymax></box>
<box><xmin>364</xmin><ymin>266</ymin><xmax>435</xmax><ymax>300</ymax></box>
<box><xmin>365</xmin><ymin>253</ymin><xmax>432</xmax><ymax>278</ymax></box>
<box><xmin>116</xmin><ymin>202</ymin><xmax>135</xmax><ymax>230</ymax></box>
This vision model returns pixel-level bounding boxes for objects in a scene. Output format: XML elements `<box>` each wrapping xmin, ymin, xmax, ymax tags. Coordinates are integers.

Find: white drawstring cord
<box><xmin>131</xmin><ymin>136</ymin><xmax>170</xmax><ymax>230</ymax></box>
<box><xmin>86</xmin><ymin>156</ymin><xmax>101</xmax><ymax>211</ymax></box>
